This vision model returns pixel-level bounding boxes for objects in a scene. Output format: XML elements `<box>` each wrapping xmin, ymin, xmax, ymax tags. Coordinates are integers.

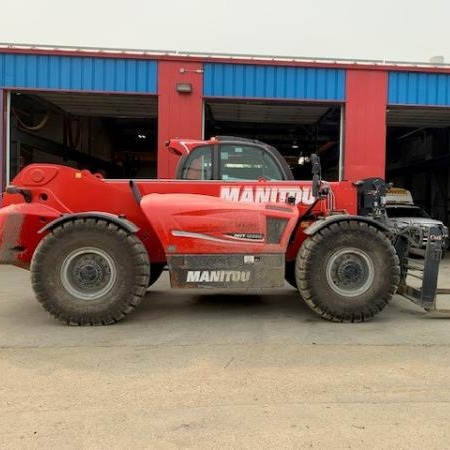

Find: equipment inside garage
<box><xmin>7</xmin><ymin>91</ymin><xmax>157</xmax><ymax>181</ymax></box>
<box><xmin>204</xmin><ymin>100</ymin><xmax>342</xmax><ymax>180</ymax></box>
<box><xmin>386</xmin><ymin>107</ymin><xmax>450</xmax><ymax>224</ymax></box>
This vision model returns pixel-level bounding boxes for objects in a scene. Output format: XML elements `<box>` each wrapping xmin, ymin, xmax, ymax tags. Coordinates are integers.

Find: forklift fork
<box><xmin>396</xmin><ymin>225</ymin><xmax>446</xmax><ymax>312</ymax></box>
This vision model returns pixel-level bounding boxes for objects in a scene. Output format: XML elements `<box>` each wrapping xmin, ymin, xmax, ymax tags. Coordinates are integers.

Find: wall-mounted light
<box><xmin>179</xmin><ymin>68</ymin><xmax>204</xmax><ymax>74</ymax></box>
<box><xmin>176</xmin><ymin>82</ymin><xmax>193</xmax><ymax>94</ymax></box>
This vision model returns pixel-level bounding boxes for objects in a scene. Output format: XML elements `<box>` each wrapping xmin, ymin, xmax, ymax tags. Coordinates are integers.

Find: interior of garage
<box><xmin>386</xmin><ymin>107</ymin><xmax>450</xmax><ymax>224</ymax></box>
<box><xmin>8</xmin><ymin>91</ymin><xmax>158</xmax><ymax>181</ymax></box>
<box><xmin>204</xmin><ymin>100</ymin><xmax>342</xmax><ymax>180</ymax></box>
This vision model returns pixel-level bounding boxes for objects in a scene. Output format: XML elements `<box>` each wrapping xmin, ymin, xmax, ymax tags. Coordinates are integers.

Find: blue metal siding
<box><xmin>0</xmin><ymin>53</ymin><xmax>157</xmax><ymax>93</ymax></box>
<box><xmin>204</xmin><ymin>63</ymin><xmax>345</xmax><ymax>101</ymax></box>
<box><xmin>388</xmin><ymin>72</ymin><xmax>450</xmax><ymax>106</ymax></box>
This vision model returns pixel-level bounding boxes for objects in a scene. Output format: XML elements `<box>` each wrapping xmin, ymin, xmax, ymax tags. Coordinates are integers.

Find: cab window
<box><xmin>181</xmin><ymin>146</ymin><xmax>213</xmax><ymax>180</ymax></box>
<box><xmin>219</xmin><ymin>144</ymin><xmax>283</xmax><ymax>180</ymax></box>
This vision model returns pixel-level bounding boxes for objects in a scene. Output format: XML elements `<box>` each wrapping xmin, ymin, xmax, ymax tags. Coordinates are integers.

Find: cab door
<box><xmin>177</xmin><ymin>141</ymin><xmax>288</xmax><ymax>181</ymax></box>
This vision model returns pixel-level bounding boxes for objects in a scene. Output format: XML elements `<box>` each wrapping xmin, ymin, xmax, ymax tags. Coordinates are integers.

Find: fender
<box><xmin>303</xmin><ymin>214</ymin><xmax>390</xmax><ymax>236</ymax></box>
<box><xmin>39</xmin><ymin>212</ymin><xmax>140</xmax><ymax>234</ymax></box>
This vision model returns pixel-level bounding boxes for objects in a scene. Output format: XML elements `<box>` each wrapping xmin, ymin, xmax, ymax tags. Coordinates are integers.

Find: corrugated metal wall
<box><xmin>0</xmin><ymin>53</ymin><xmax>157</xmax><ymax>93</ymax></box>
<box><xmin>204</xmin><ymin>63</ymin><xmax>345</xmax><ymax>101</ymax></box>
<box><xmin>388</xmin><ymin>72</ymin><xmax>450</xmax><ymax>106</ymax></box>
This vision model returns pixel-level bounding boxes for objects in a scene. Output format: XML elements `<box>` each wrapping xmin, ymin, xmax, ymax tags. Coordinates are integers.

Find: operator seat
<box><xmin>185</xmin><ymin>157</ymin><xmax>211</xmax><ymax>180</ymax></box>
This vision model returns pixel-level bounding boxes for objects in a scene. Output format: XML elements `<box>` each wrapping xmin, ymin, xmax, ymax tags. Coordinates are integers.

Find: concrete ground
<box><xmin>1</xmin><ymin>260</ymin><xmax>450</xmax><ymax>449</ymax></box>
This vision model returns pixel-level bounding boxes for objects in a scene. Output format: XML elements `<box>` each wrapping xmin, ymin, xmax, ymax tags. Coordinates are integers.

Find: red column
<box><xmin>157</xmin><ymin>61</ymin><xmax>203</xmax><ymax>179</ymax></box>
<box><xmin>344</xmin><ymin>70</ymin><xmax>388</xmax><ymax>181</ymax></box>
<box><xmin>0</xmin><ymin>89</ymin><xmax>4</xmax><ymax>191</ymax></box>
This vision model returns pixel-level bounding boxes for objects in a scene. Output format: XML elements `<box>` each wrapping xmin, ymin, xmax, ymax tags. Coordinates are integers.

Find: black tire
<box><xmin>296</xmin><ymin>221</ymin><xmax>400</xmax><ymax>323</ymax></box>
<box><xmin>31</xmin><ymin>218</ymin><xmax>150</xmax><ymax>325</ymax></box>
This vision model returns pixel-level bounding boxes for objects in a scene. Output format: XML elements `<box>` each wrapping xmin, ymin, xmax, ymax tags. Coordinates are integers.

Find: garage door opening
<box><xmin>386</xmin><ymin>106</ymin><xmax>450</xmax><ymax>223</ymax></box>
<box><xmin>7</xmin><ymin>91</ymin><xmax>158</xmax><ymax>183</ymax></box>
<box><xmin>204</xmin><ymin>100</ymin><xmax>343</xmax><ymax>181</ymax></box>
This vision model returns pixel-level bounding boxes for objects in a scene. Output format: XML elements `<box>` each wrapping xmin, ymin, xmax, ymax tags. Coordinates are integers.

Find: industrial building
<box><xmin>1</xmin><ymin>44</ymin><xmax>450</xmax><ymax>222</ymax></box>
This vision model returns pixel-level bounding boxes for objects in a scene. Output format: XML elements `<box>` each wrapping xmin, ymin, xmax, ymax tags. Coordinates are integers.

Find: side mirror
<box><xmin>310</xmin><ymin>153</ymin><xmax>321</xmax><ymax>198</ymax></box>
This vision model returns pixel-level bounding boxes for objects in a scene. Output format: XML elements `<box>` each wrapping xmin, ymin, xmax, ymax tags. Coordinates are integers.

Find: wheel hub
<box><xmin>74</xmin><ymin>256</ymin><xmax>107</xmax><ymax>286</ymax></box>
<box><xmin>338</xmin><ymin>259</ymin><xmax>364</xmax><ymax>284</ymax></box>
<box><xmin>326</xmin><ymin>248</ymin><xmax>374</xmax><ymax>297</ymax></box>
<box><xmin>60</xmin><ymin>247</ymin><xmax>117</xmax><ymax>300</ymax></box>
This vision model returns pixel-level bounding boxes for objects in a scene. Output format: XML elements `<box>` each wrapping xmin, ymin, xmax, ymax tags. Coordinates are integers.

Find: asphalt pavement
<box><xmin>1</xmin><ymin>260</ymin><xmax>450</xmax><ymax>449</ymax></box>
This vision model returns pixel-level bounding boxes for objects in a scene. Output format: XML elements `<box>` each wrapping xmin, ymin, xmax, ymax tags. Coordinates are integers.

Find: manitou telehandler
<box><xmin>0</xmin><ymin>136</ymin><xmax>443</xmax><ymax>325</ymax></box>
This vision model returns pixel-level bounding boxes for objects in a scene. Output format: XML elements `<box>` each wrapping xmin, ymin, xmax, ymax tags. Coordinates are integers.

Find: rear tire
<box><xmin>31</xmin><ymin>218</ymin><xmax>150</xmax><ymax>325</ymax></box>
<box><xmin>296</xmin><ymin>221</ymin><xmax>400</xmax><ymax>322</ymax></box>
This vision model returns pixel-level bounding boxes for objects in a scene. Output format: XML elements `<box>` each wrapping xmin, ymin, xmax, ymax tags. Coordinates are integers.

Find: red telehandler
<box><xmin>0</xmin><ymin>136</ymin><xmax>443</xmax><ymax>325</ymax></box>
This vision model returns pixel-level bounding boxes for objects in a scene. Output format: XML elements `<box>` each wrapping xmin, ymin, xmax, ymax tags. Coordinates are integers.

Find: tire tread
<box><xmin>31</xmin><ymin>218</ymin><xmax>150</xmax><ymax>326</ymax></box>
<box><xmin>296</xmin><ymin>220</ymin><xmax>400</xmax><ymax>323</ymax></box>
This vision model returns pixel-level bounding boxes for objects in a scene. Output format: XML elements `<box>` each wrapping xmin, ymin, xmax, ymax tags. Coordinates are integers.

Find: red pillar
<box><xmin>0</xmin><ymin>89</ymin><xmax>4</xmax><ymax>191</ymax></box>
<box><xmin>157</xmin><ymin>61</ymin><xmax>203</xmax><ymax>178</ymax></box>
<box><xmin>344</xmin><ymin>70</ymin><xmax>388</xmax><ymax>181</ymax></box>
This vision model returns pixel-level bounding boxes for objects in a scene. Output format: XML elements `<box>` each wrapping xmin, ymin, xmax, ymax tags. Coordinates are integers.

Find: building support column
<box><xmin>344</xmin><ymin>70</ymin><xmax>388</xmax><ymax>180</ymax></box>
<box><xmin>0</xmin><ymin>89</ymin><xmax>6</xmax><ymax>192</ymax></box>
<box><xmin>157</xmin><ymin>61</ymin><xmax>203</xmax><ymax>179</ymax></box>
<box><xmin>0</xmin><ymin>89</ymin><xmax>4</xmax><ymax>191</ymax></box>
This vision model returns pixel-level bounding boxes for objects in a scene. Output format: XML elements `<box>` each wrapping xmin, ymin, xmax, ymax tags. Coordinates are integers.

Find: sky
<box><xmin>0</xmin><ymin>0</ymin><xmax>449</xmax><ymax>63</ymax></box>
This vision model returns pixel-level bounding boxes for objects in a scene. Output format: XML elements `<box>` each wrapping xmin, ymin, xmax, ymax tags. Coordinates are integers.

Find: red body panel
<box><xmin>0</xmin><ymin>202</ymin><xmax>61</xmax><ymax>268</ymax></box>
<box><xmin>0</xmin><ymin>163</ymin><xmax>359</xmax><ymax>268</ymax></box>
<box><xmin>143</xmin><ymin>193</ymin><xmax>298</xmax><ymax>255</ymax></box>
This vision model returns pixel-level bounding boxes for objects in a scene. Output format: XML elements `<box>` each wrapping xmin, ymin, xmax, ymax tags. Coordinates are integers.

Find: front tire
<box><xmin>296</xmin><ymin>221</ymin><xmax>400</xmax><ymax>322</ymax></box>
<box><xmin>31</xmin><ymin>218</ymin><xmax>150</xmax><ymax>325</ymax></box>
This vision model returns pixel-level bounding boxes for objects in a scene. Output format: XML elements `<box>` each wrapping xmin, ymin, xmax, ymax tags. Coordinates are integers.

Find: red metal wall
<box><xmin>157</xmin><ymin>61</ymin><xmax>203</xmax><ymax>178</ymax></box>
<box><xmin>0</xmin><ymin>89</ymin><xmax>4</xmax><ymax>190</ymax></box>
<box><xmin>344</xmin><ymin>70</ymin><xmax>388</xmax><ymax>180</ymax></box>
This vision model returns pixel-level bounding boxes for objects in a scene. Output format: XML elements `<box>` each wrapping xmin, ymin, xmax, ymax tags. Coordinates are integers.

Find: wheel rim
<box><xmin>325</xmin><ymin>248</ymin><xmax>375</xmax><ymax>297</ymax></box>
<box><xmin>60</xmin><ymin>247</ymin><xmax>117</xmax><ymax>300</ymax></box>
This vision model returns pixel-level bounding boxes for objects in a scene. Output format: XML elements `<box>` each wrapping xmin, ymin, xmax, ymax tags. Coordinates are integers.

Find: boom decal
<box><xmin>220</xmin><ymin>186</ymin><xmax>316</xmax><ymax>205</ymax></box>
